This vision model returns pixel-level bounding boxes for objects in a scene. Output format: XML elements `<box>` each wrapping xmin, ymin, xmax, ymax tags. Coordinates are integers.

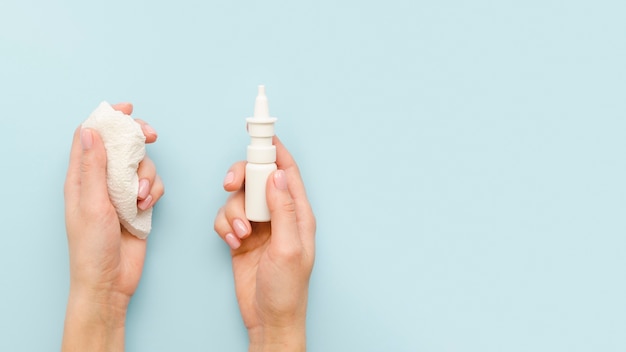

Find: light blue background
<box><xmin>1</xmin><ymin>0</ymin><xmax>624</xmax><ymax>351</ymax></box>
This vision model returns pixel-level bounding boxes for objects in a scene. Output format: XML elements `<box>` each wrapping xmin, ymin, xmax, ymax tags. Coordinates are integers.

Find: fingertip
<box><xmin>134</xmin><ymin>119</ymin><xmax>158</xmax><ymax>143</ymax></box>
<box><xmin>272</xmin><ymin>169</ymin><xmax>288</xmax><ymax>191</ymax></box>
<box><xmin>223</xmin><ymin>161</ymin><xmax>247</xmax><ymax>191</ymax></box>
<box><xmin>272</xmin><ymin>136</ymin><xmax>287</xmax><ymax>156</ymax></box>
<box><xmin>80</xmin><ymin>128</ymin><xmax>93</xmax><ymax>150</ymax></box>
<box><xmin>273</xmin><ymin>136</ymin><xmax>297</xmax><ymax>170</ymax></box>
<box><xmin>112</xmin><ymin>102</ymin><xmax>134</xmax><ymax>115</ymax></box>
<box><xmin>138</xmin><ymin>194</ymin><xmax>153</xmax><ymax>210</ymax></box>
<box><xmin>224</xmin><ymin>233</ymin><xmax>241</xmax><ymax>250</ymax></box>
<box><xmin>146</xmin><ymin>175</ymin><xmax>165</xmax><ymax>207</ymax></box>
<box><xmin>141</xmin><ymin>123</ymin><xmax>158</xmax><ymax>143</ymax></box>
<box><xmin>214</xmin><ymin>208</ymin><xmax>242</xmax><ymax>249</ymax></box>
<box><xmin>223</xmin><ymin>171</ymin><xmax>235</xmax><ymax>188</ymax></box>
<box><xmin>80</xmin><ymin>127</ymin><xmax>106</xmax><ymax>152</ymax></box>
<box><xmin>138</xmin><ymin>178</ymin><xmax>150</xmax><ymax>200</ymax></box>
<box><xmin>232</xmin><ymin>218</ymin><xmax>250</xmax><ymax>239</ymax></box>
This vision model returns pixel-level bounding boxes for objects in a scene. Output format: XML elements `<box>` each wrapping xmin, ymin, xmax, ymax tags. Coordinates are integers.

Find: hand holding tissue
<box><xmin>82</xmin><ymin>102</ymin><xmax>153</xmax><ymax>239</ymax></box>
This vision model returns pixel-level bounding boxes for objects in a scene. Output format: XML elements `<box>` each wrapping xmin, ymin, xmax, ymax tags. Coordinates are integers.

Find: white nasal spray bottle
<box><xmin>245</xmin><ymin>85</ymin><xmax>277</xmax><ymax>222</ymax></box>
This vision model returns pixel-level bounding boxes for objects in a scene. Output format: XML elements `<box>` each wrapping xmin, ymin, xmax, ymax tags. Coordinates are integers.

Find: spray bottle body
<box><xmin>245</xmin><ymin>161</ymin><xmax>277</xmax><ymax>222</ymax></box>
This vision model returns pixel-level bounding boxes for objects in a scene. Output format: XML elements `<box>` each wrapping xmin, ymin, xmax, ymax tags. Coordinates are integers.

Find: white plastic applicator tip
<box><xmin>253</xmin><ymin>85</ymin><xmax>270</xmax><ymax>118</ymax></box>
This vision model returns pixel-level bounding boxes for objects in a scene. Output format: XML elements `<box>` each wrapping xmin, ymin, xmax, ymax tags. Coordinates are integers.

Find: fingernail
<box><xmin>274</xmin><ymin>170</ymin><xmax>287</xmax><ymax>190</ymax></box>
<box><xmin>138</xmin><ymin>179</ymin><xmax>150</xmax><ymax>199</ymax></box>
<box><xmin>225</xmin><ymin>233</ymin><xmax>241</xmax><ymax>250</ymax></box>
<box><xmin>80</xmin><ymin>128</ymin><xmax>93</xmax><ymax>150</ymax></box>
<box><xmin>142</xmin><ymin>123</ymin><xmax>157</xmax><ymax>136</ymax></box>
<box><xmin>223</xmin><ymin>171</ymin><xmax>235</xmax><ymax>186</ymax></box>
<box><xmin>233</xmin><ymin>219</ymin><xmax>248</xmax><ymax>239</ymax></box>
<box><xmin>138</xmin><ymin>194</ymin><xmax>153</xmax><ymax>210</ymax></box>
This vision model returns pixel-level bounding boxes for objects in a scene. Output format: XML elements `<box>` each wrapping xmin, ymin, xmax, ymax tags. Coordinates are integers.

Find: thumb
<box><xmin>79</xmin><ymin>128</ymin><xmax>110</xmax><ymax>207</ymax></box>
<box><xmin>267</xmin><ymin>169</ymin><xmax>300</xmax><ymax>250</ymax></box>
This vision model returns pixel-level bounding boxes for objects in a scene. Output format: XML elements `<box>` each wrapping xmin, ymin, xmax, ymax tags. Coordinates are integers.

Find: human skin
<box><xmin>62</xmin><ymin>103</ymin><xmax>164</xmax><ymax>352</ymax></box>
<box><xmin>214</xmin><ymin>136</ymin><xmax>316</xmax><ymax>352</ymax></box>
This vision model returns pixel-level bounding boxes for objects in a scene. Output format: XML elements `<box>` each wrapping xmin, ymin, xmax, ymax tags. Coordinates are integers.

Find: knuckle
<box><xmin>213</xmin><ymin>209</ymin><xmax>227</xmax><ymax>234</ymax></box>
<box><xmin>223</xmin><ymin>193</ymin><xmax>244</xmax><ymax>219</ymax></box>
<box><xmin>280</xmin><ymin>199</ymin><xmax>297</xmax><ymax>215</ymax></box>
<box><xmin>138</xmin><ymin>158</ymin><xmax>156</xmax><ymax>176</ymax></box>
<box><xmin>79</xmin><ymin>157</ymin><xmax>92</xmax><ymax>174</ymax></box>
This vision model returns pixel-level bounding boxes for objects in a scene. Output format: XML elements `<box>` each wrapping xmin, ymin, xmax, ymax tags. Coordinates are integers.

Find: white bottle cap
<box><xmin>246</xmin><ymin>85</ymin><xmax>277</xmax><ymax>164</ymax></box>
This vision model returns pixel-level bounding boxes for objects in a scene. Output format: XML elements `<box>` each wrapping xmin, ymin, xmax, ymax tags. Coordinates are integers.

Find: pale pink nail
<box><xmin>138</xmin><ymin>179</ymin><xmax>150</xmax><ymax>199</ymax></box>
<box><xmin>80</xmin><ymin>129</ymin><xmax>93</xmax><ymax>150</ymax></box>
<box><xmin>223</xmin><ymin>171</ymin><xmax>235</xmax><ymax>186</ymax></box>
<box><xmin>138</xmin><ymin>194</ymin><xmax>153</xmax><ymax>210</ymax></box>
<box><xmin>225</xmin><ymin>233</ymin><xmax>241</xmax><ymax>250</ymax></box>
<box><xmin>233</xmin><ymin>219</ymin><xmax>248</xmax><ymax>239</ymax></box>
<box><xmin>274</xmin><ymin>170</ymin><xmax>287</xmax><ymax>190</ymax></box>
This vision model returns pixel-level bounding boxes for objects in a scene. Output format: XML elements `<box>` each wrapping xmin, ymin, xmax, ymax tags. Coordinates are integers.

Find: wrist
<box><xmin>248</xmin><ymin>323</ymin><xmax>306</xmax><ymax>352</ymax></box>
<box><xmin>68</xmin><ymin>282</ymin><xmax>132</xmax><ymax>318</ymax></box>
<box><xmin>61</xmin><ymin>287</ymin><xmax>129</xmax><ymax>351</ymax></box>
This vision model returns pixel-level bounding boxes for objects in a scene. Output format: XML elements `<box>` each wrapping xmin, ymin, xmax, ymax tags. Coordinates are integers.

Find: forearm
<box><xmin>61</xmin><ymin>288</ymin><xmax>129</xmax><ymax>352</ymax></box>
<box><xmin>248</xmin><ymin>324</ymin><xmax>306</xmax><ymax>352</ymax></box>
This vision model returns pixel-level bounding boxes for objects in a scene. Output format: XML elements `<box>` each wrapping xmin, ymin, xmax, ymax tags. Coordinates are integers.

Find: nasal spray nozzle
<box><xmin>245</xmin><ymin>85</ymin><xmax>277</xmax><ymax>222</ymax></box>
<box><xmin>253</xmin><ymin>85</ymin><xmax>270</xmax><ymax>118</ymax></box>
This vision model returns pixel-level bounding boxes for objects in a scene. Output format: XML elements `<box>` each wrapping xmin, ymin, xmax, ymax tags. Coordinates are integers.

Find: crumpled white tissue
<box><xmin>82</xmin><ymin>101</ymin><xmax>152</xmax><ymax>239</ymax></box>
